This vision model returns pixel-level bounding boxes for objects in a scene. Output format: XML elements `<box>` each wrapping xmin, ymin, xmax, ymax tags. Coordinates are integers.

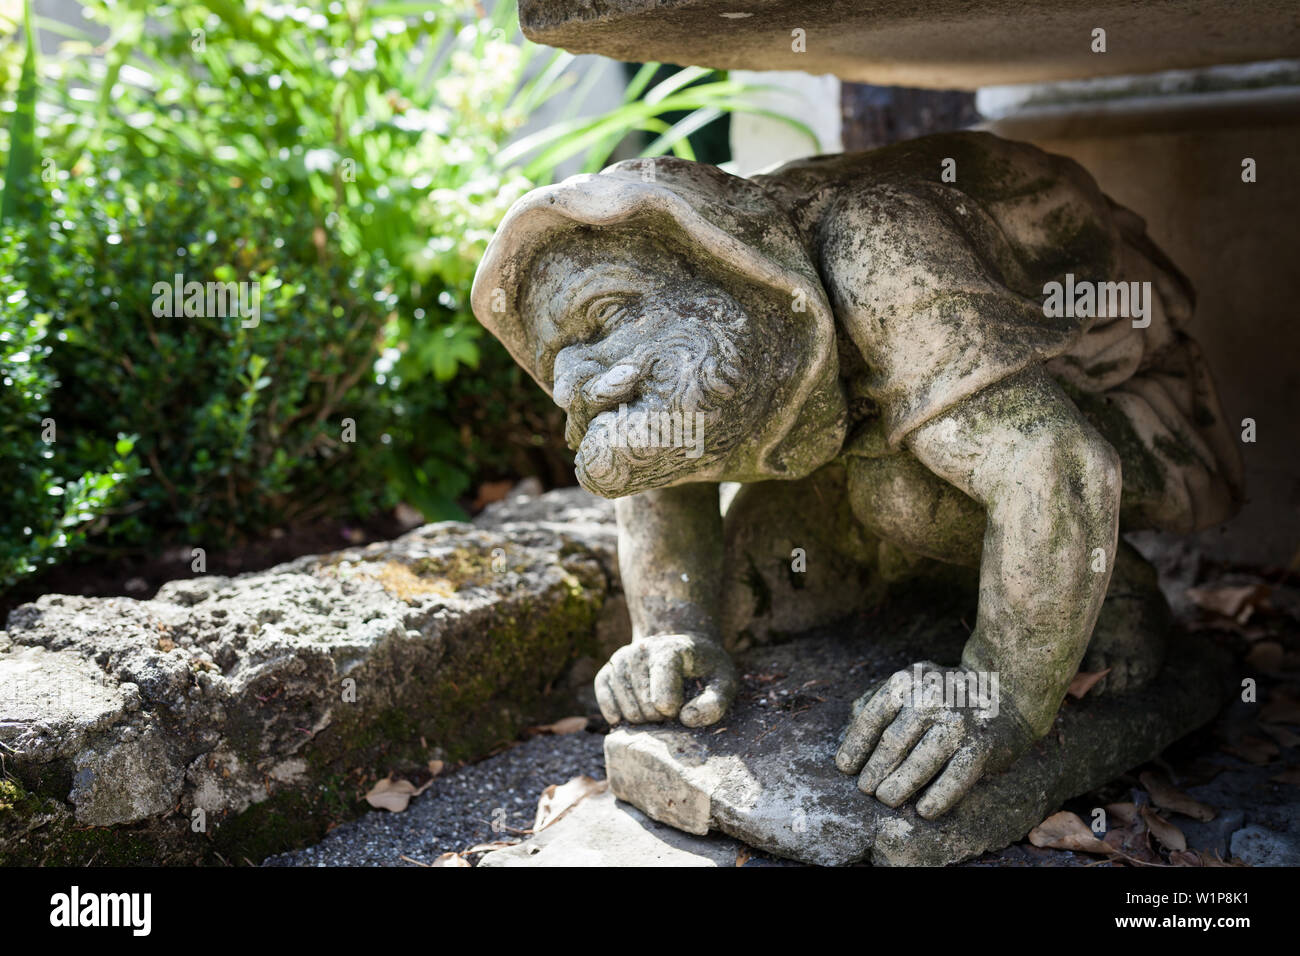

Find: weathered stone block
<box><xmin>0</xmin><ymin>497</ymin><xmax>617</xmax><ymax>865</ymax></box>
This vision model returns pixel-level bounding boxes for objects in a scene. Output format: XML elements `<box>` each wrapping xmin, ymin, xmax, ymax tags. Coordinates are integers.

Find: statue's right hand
<box><xmin>595</xmin><ymin>633</ymin><xmax>737</xmax><ymax>728</ymax></box>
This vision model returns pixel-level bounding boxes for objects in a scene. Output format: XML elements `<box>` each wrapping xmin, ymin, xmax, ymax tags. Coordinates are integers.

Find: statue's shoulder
<box><xmin>759</xmin><ymin>131</ymin><xmax>1046</xmax><ymax>191</ymax></box>
<box><xmin>757</xmin><ymin>131</ymin><xmax>1105</xmax><ymax>232</ymax></box>
<box><xmin>758</xmin><ymin>131</ymin><xmax>1117</xmax><ymax>296</ymax></box>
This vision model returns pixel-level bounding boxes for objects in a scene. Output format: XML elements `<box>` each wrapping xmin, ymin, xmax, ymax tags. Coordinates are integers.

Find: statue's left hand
<box><xmin>595</xmin><ymin>633</ymin><xmax>737</xmax><ymax>729</ymax></box>
<box><xmin>835</xmin><ymin>661</ymin><xmax>1036</xmax><ymax>819</ymax></box>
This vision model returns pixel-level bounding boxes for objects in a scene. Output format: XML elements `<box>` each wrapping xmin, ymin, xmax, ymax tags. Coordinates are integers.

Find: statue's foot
<box><xmin>1082</xmin><ymin>541</ymin><xmax>1171</xmax><ymax>695</ymax></box>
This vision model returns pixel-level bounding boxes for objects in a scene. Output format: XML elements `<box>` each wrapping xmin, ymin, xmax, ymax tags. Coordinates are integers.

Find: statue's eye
<box><xmin>593</xmin><ymin>299</ymin><xmax>625</xmax><ymax>328</ymax></box>
<box><xmin>595</xmin><ymin>300</ymin><xmax>621</xmax><ymax>327</ymax></box>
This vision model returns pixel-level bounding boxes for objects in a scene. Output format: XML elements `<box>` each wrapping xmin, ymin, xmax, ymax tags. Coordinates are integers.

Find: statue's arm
<box><xmin>616</xmin><ymin>483</ymin><xmax>723</xmax><ymax>641</ymax></box>
<box><xmin>596</xmin><ymin>483</ymin><xmax>737</xmax><ymax>727</ymax></box>
<box><xmin>905</xmin><ymin>366</ymin><xmax>1120</xmax><ymax>737</ymax></box>
<box><xmin>836</xmin><ymin>366</ymin><xmax>1119</xmax><ymax>818</ymax></box>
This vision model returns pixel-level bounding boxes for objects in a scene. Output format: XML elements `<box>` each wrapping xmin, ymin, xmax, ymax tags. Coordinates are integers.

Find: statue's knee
<box><xmin>846</xmin><ymin>454</ymin><xmax>984</xmax><ymax>567</ymax></box>
<box><xmin>1017</xmin><ymin>425</ymin><xmax>1121</xmax><ymax>520</ymax></box>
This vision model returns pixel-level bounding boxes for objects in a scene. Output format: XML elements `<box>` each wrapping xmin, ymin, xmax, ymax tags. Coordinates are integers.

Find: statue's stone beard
<box><xmin>572</xmin><ymin>322</ymin><xmax>753</xmax><ymax>498</ymax></box>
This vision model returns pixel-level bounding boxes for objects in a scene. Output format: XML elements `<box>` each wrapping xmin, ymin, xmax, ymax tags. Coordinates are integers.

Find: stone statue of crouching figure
<box><xmin>471</xmin><ymin>131</ymin><xmax>1242</xmax><ymax>819</ymax></box>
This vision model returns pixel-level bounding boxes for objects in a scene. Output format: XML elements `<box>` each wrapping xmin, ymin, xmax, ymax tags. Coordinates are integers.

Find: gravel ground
<box><xmin>264</xmin><ymin>731</ymin><xmax>606</xmax><ymax>867</ymax></box>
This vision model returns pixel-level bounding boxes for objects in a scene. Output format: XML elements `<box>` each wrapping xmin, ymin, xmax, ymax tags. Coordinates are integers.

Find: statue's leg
<box><xmin>1080</xmin><ymin>538</ymin><xmax>1172</xmax><ymax>694</ymax></box>
<box><xmin>843</xmin><ymin>448</ymin><xmax>985</xmax><ymax>569</ymax></box>
<box><xmin>1064</xmin><ymin>336</ymin><xmax>1243</xmax><ymax>695</ymax></box>
<box><xmin>1065</xmin><ymin>335</ymin><xmax>1243</xmax><ymax>535</ymax></box>
<box><xmin>721</xmin><ymin>463</ymin><xmax>883</xmax><ymax>649</ymax></box>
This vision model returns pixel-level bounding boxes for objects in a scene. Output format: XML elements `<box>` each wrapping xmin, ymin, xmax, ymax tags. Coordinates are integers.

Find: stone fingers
<box><xmin>602</xmin><ymin>642</ymin><xmax>692</xmax><ymax>724</ymax></box>
<box><xmin>835</xmin><ymin>671</ymin><xmax>909</xmax><ymax>775</ymax></box>
<box><xmin>607</xmin><ymin>645</ymin><xmax>650</xmax><ymax>723</ymax></box>
<box><xmin>594</xmin><ymin>664</ymin><xmax>621</xmax><ymax>725</ymax></box>
<box><xmin>680</xmin><ymin>681</ymin><xmax>730</xmax><ymax>727</ymax></box>
<box><xmin>873</xmin><ymin>718</ymin><xmax>962</xmax><ymax>808</ymax></box>
<box><xmin>856</xmin><ymin>708</ymin><xmax>930</xmax><ymax>794</ymax></box>
<box><xmin>916</xmin><ymin>744</ymin><xmax>990</xmax><ymax>820</ymax></box>
<box><xmin>647</xmin><ymin>644</ymin><xmax>686</xmax><ymax>719</ymax></box>
<box><xmin>681</xmin><ymin>642</ymin><xmax>737</xmax><ymax>728</ymax></box>
<box><xmin>608</xmin><ymin>665</ymin><xmax>644</xmax><ymax>722</ymax></box>
<box><xmin>599</xmin><ymin>636</ymin><xmax>737</xmax><ymax>727</ymax></box>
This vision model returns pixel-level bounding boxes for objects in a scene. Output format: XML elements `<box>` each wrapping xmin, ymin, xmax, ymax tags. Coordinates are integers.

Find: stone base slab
<box><xmin>605</xmin><ymin>596</ymin><xmax>1227</xmax><ymax>866</ymax></box>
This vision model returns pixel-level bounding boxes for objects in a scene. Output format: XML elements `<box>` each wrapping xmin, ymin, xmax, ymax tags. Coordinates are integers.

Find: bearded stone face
<box><xmin>524</xmin><ymin>239</ymin><xmax>767</xmax><ymax>497</ymax></box>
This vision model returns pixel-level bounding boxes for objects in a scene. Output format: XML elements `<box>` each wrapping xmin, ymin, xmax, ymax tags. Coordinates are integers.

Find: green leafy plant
<box><xmin>37</xmin><ymin>0</ymin><xmax>814</xmax><ymax>512</ymax></box>
<box><xmin>0</xmin><ymin>0</ymin><xmax>36</xmax><ymax>223</ymax></box>
<box><xmin>0</xmin><ymin>0</ymin><xmax>138</xmax><ymax>587</ymax></box>
<box><xmin>21</xmin><ymin>156</ymin><xmax>400</xmax><ymax>544</ymax></box>
<box><xmin>0</xmin><ymin>234</ymin><xmax>140</xmax><ymax>586</ymax></box>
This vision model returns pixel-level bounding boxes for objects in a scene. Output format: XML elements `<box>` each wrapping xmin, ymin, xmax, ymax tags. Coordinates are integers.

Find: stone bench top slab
<box><xmin>519</xmin><ymin>0</ymin><xmax>1300</xmax><ymax>90</ymax></box>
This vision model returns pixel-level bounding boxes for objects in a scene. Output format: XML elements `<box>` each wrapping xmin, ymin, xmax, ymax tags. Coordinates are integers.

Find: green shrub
<box><xmin>19</xmin><ymin>158</ymin><xmax>400</xmax><ymax>547</ymax></box>
<box><xmin>0</xmin><ymin>233</ymin><xmax>138</xmax><ymax>586</ymax></box>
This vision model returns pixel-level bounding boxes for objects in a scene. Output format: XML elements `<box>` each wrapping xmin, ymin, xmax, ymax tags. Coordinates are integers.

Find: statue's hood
<box><xmin>471</xmin><ymin>157</ymin><xmax>845</xmax><ymax>483</ymax></box>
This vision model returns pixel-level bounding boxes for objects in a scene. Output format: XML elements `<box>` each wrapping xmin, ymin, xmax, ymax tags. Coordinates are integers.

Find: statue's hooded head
<box><xmin>471</xmin><ymin>157</ymin><xmax>846</xmax><ymax>498</ymax></box>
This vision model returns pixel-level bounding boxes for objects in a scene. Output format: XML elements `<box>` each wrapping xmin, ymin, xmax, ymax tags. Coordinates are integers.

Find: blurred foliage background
<box><xmin>0</xmin><ymin>0</ymin><xmax>812</xmax><ymax>591</ymax></box>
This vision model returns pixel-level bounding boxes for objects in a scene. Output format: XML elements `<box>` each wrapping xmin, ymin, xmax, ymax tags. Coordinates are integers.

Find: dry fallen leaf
<box><xmin>393</xmin><ymin>502</ymin><xmax>425</xmax><ymax>530</ymax></box>
<box><xmin>1141</xmin><ymin>807</ymin><xmax>1187</xmax><ymax>852</ymax></box>
<box><xmin>472</xmin><ymin>479</ymin><xmax>514</xmax><ymax>511</ymax></box>
<box><xmin>1224</xmin><ymin>735</ymin><xmax>1281</xmax><ymax>765</ymax></box>
<box><xmin>431</xmin><ymin>852</ymin><xmax>470</xmax><ymax>867</ymax></box>
<box><xmin>364</xmin><ymin>775</ymin><xmax>433</xmax><ymax>812</ymax></box>
<box><xmin>1105</xmin><ymin>802</ymin><xmax>1138</xmax><ymax>827</ymax></box>
<box><xmin>1245</xmin><ymin>641</ymin><xmax>1285</xmax><ymax>673</ymax></box>
<box><xmin>1139</xmin><ymin>771</ymin><xmax>1216</xmax><ymax>822</ymax></box>
<box><xmin>428</xmin><ymin>759</ymin><xmax>446</xmax><ymax>777</ymax></box>
<box><xmin>1261</xmin><ymin>694</ymin><xmax>1300</xmax><ymax>726</ymax></box>
<box><xmin>1187</xmin><ymin>583</ymin><xmax>1269</xmax><ymax>622</ymax></box>
<box><xmin>529</xmin><ymin>716</ymin><xmax>589</xmax><ymax>736</ymax></box>
<box><xmin>1028</xmin><ymin>811</ymin><xmax>1114</xmax><ymax>855</ymax></box>
<box><xmin>534</xmin><ymin>775</ymin><xmax>608</xmax><ymax>832</ymax></box>
<box><xmin>1102</xmin><ymin>824</ymin><xmax>1161</xmax><ymax>866</ymax></box>
<box><xmin>463</xmin><ymin>841</ymin><xmax>519</xmax><ymax>854</ymax></box>
<box><xmin>1169</xmin><ymin>849</ymin><xmax>1202</xmax><ymax>867</ymax></box>
<box><xmin>1067</xmin><ymin>668</ymin><xmax>1111</xmax><ymax>700</ymax></box>
<box><xmin>1199</xmin><ymin>850</ymin><xmax>1247</xmax><ymax>867</ymax></box>
<box><xmin>1270</xmin><ymin>768</ymin><xmax>1300</xmax><ymax>786</ymax></box>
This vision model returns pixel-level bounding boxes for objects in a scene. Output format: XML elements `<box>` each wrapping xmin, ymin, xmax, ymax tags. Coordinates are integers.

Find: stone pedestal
<box><xmin>603</xmin><ymin>594</ymin><xmax>1227</xmax><ymax>866</ymax></box>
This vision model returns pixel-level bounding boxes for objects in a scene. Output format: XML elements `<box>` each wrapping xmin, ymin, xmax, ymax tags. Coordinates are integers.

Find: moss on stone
<box><xmin>209</xmin><ymin>774</ymin><xmax>356</xmax><ymax>864</ymax></box>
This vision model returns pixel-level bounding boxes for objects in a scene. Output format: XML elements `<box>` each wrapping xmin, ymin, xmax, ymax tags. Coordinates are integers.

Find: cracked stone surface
<box><xmin>0</xmin><ymin>490</ymin><xmax>620</xmax><ymax>865</ymax></box>
<box><xmin>604</xmin><ymin>589</ymin><xmax>1227</xmax><ymax>866</ymax></box>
